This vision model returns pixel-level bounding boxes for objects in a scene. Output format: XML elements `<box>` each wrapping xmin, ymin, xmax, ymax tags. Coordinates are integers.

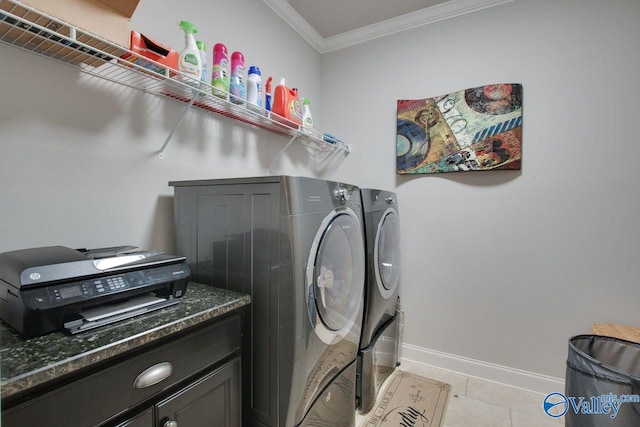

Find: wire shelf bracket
<box><xmin>158</xmin><ymin>90</ymin><xmax>199</xmax><ymax>160</ymax></box>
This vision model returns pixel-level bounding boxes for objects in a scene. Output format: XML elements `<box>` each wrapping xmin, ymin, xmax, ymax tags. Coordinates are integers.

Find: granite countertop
<box><xmin>0</xmin><ymin>282</ymin><xmax>250</xmax><ymax>400</ymax></box>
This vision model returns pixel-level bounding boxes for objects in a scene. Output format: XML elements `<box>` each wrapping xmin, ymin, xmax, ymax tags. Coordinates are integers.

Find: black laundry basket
<box><xmin>565</xmin><ymin>335</ymin><xmax>640</xmax><ymax>426</ymax></box>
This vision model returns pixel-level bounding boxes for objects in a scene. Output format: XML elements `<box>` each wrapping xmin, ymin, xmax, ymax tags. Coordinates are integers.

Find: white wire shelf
<box><xmin>0</xmin><ymin>0</ymin><xmax>351</xmax><ymax>162</ymax></box>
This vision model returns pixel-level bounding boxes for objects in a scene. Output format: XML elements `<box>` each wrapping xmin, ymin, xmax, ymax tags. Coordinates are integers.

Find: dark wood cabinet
<box><xmin>172</xmin><ymin>180</ymin><xmax>283</xmax><ymax>427</ymax></box>
<box><xmin>2</xmin><ymin>313</ymin><xmax>242</xmax><ymax>427</ymax></box>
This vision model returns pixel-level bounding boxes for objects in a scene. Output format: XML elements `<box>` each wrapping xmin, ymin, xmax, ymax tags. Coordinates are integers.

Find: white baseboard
<box><xmin>401</xmin><ymin>343</ymin><xmax>565</xmax><ymax>395</ymax></box>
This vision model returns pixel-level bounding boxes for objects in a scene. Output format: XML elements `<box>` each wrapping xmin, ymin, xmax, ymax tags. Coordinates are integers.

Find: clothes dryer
<box><xmin>357</xmin><ymin>188</ymin><xmax>402</xmax><ymax>414</ymax></box>
<box><xmin>171</xmin><ymin>176</ymin><xmax>366</xmax><ymax>427</ymax></box>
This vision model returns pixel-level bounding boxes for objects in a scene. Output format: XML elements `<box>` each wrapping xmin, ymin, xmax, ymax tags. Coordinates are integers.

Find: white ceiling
<box><xmin>261</xmin><ymin>0</ymin><xmax>515</xmax><ymax>53</ymax></box>
<box><xmin>285</xmin><ymin>0</ymin><xmax>451</xmax><ymax>38</ymax></box>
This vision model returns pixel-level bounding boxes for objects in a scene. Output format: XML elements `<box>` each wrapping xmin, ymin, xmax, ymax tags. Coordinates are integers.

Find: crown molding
<box><xmin>260</xmin><ymin>0</ymin><xmax>325</xmax><ymax>52</ymax></box>
<box><xmin>262</xmin><ymin>0</ymin><xmax>516</xmax><ymax>54</ymax></box>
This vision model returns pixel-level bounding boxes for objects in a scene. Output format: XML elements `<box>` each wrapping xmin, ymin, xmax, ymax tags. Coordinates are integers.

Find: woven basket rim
<box><xmin>591</xmin><ymin>322</ymin><xmax>640</xmax><ymax>344</ymax></box>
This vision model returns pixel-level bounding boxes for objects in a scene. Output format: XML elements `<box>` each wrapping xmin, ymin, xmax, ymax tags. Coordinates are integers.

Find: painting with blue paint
<box><xmin>396</xmin><ymin>83</ymin><xmax>522</xmax><ymax>174</ymax></box>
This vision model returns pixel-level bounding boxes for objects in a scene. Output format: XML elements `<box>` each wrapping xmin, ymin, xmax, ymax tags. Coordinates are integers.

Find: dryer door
<box><xmin>375</xmin><ymin>208</ymin><xmax>400</xmax><ymax>299</ymax></box>
<box><xmin>307</xmin><ymin>208</ymin><xmax>365</xmax><ymax>345</ymax></box>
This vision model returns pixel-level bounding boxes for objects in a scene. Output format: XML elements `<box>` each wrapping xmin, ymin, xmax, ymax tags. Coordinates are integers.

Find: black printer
<box><xmin>0</xmin><ymin>245</ymin><xmax>190</xmax><ymax>337</ymax></box>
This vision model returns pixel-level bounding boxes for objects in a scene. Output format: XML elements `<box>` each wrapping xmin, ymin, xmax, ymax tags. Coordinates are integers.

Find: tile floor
<box><xmin>356</xmin><ymin>361</ymin><xmax>564</xmax><ymax>427</ymax></box>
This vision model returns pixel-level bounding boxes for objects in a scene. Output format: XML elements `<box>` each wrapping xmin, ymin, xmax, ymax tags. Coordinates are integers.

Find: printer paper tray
<box><xmin>64</xmin><ymin>294</ymin><xmax>179</xmax><ymax>334</ymax></box>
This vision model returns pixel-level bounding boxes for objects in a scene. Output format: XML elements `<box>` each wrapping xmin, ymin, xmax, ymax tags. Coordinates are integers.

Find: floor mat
<box><xmin>361</xmin><ymin>370</ymin><xmax>451</xmax><ymax>427</ymax></box>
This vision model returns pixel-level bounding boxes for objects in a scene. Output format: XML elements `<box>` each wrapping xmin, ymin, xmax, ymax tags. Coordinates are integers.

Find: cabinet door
<box><xmin>156</xmin><ymin>358</ymin><xmax>240</xmax><ymax>427</ymax></box>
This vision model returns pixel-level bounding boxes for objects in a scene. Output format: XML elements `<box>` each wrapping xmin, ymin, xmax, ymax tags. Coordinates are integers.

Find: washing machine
<box><xmin>170</xmin><ymin>176</ymin><xmax>366</xmax><ymax>427</ymax></box>
<box><xmin>356</xmin><ymin>188</ymin><xmax>402</xmax><ymax>414</ymax></box>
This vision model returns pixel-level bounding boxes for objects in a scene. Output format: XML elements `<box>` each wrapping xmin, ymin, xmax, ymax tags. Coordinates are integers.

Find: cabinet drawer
<box><xmin>2</xmin><ymin>313</ymin><xmax>240</xmax><ymax>427</ymax></box>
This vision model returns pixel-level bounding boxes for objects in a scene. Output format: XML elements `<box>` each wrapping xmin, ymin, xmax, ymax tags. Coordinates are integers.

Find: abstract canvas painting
<box><xmin>396</xmin><ymin>83</ymin><xmax>522</xmax><ymax>174</ymax></box>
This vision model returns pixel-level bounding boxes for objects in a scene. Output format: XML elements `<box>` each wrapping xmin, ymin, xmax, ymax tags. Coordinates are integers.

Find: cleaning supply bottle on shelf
<box><xmin>287</xmin><ymin>83</ymin><xmax>302</xmax><ymax>125</ymax></box>
<box><xmin>290</xmin><ymin>87</ymin><xmax>303</xmax><ymax>126</ymax></box>
<box><xmin>272</xmin><ymin>77</ymin><xmax>302</xmax><ymax>126</ymax></box>
<box><xmin>302</xmin><ymin>97</ymin><xmax>314</xmax><ymax>133</ymax></box>
<box><xmin>196</xmin><ymin>40</ymin><xmax>208</xmax><ymax>91</ymax></box>
<box><xmin>177</xmin><ymin>21</ymin><xmax>202</xmax><ymax>88</ymax></box>
<box><xmin>264</xmin><ymin>76</ymin><xmax>273</xmax><ymax>115</ymax></box>
<box><xmin>211</xmin><ymin>43</ymin><xmax>229</xmax><ymax>99</ymax></box>
<box><xmin>272</xmin><ymin>77</ymin><xmax>288</xmax><ymax>121</ymax></box>
<box><xmin>229</xmin><ymin>51</ymin><xmax>245</xmax><ymax>104</ymax></box>
<box><xmin>246</xmin><ymin>66</ymin><xmax>263</xmax><ymax>110</ymax></box>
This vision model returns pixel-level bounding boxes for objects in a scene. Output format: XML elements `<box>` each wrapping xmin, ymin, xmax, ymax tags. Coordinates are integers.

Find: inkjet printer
<box><xmin>0</xmin><ymin>245</ymin><xmax>190</xmax><ymax>337</ymax></box>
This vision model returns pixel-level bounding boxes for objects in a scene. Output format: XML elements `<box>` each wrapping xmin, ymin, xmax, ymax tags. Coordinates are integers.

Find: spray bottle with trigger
<box><xmin>177</xmin><ymin>21</ymin><xmax>202</xmax><ymax>88</ymax></box>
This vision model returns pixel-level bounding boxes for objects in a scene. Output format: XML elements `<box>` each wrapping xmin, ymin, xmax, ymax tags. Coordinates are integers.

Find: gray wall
<box><xmin>321</xmin><ymin>0</ymin><xmax>640</xmax><ymax>381</ymax></box>
<box><xmin>1</xmin><ymin>0</ymin><xmax>639</xmax><ymax>386</ymax></box>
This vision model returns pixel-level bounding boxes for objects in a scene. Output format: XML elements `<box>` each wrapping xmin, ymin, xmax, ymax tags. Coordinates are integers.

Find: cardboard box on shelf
<box><xmin>14</xmin><ymin>0</ymin><xmax>139</xmax><ymax>48</ymax></box>
<box><xmin>0</xmin><ymin>0</ymin><xmax>140</xmax><ymax>67</ymax></box>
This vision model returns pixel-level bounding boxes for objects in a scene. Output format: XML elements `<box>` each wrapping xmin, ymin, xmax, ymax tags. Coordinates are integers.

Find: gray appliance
<box><xmin>357</xmin><ymin>189</ymin><xmax>402</xmax><ymax>413</ymax></box>
<box><xmin>0</xmin><ymin>246</ymin><xmax>190</xmax><ymax>337</ymax></box>
<box><xmin>170</xmin><ymin>176</ymin><xmax>366</xmax><ymax>427</ymax></box>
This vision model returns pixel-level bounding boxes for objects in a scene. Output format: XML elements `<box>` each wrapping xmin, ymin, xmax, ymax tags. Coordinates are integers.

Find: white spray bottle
<box><xmin>302</xmin><ymin>97</ymin><xmax>314</xmax><ymax>133</ymax></box>
<box><xmin>178</xmin><ymin>21</ymin><xmax>202</xmax><ymax>87</ymax></box>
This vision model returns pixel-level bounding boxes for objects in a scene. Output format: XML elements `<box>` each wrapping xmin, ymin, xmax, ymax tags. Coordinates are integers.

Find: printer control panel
<box><xmin>22</xmin><ymin>263</ymin><xmax>190</xmax><ymax>310</ymax></box>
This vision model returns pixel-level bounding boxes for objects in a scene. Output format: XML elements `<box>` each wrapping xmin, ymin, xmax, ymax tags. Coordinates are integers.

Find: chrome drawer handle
<box><xmin>133</xmin><ymin>362</ymin><xmax>173</xmax><ymax>389</ymax></box>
